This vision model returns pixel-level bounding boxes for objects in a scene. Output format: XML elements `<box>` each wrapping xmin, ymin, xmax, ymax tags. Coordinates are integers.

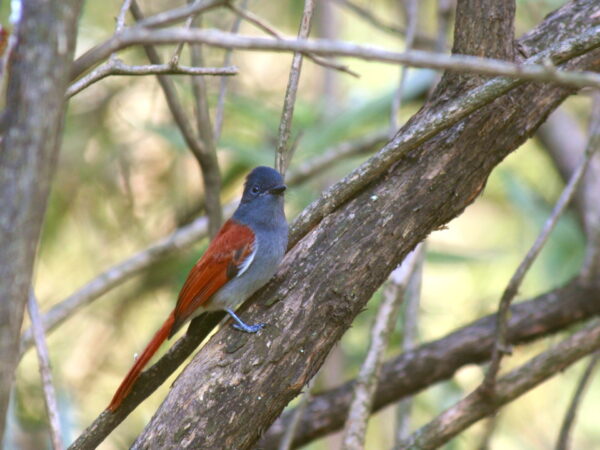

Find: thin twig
<box><xmin>332</xmin><ymin>0</ymin><xmax>436</xmax><ymax>49</ymax></box>
<box><xmin>66</xmin><ymin>61</ymin><xmax>237</xmax><ymax>97</ymax></box>
<box><xmin>114</xmin><ymin>0</ymin><xmax>132</xmax><ymax>35</ymax></box>
<box><xmin>556</xmin><ymin>351</ymin><xmax>600</xmax><ymax>450</ymax></box>
<box><xmin>481</xmin><ymin>96</ymin><xmax>600</xmax><ymax>395</ymax></box>
<box><xmin>286</xmin><ymin>131</ymin><xmax>387</xmax><ymax>186</ymax></box>
<box><xmin>130</xmin><ymin>0</ymin><xmax>223</xmax><ymax>238</ymax></box>
<box><xmin>214</xmin><ymin>0</ymin><xmax>247</xmax><ymax>142</ymax></box>
<box><xmin>396</xmin><ymin>321</ymin><xmax>600</xmax><ymax>450</ymax></box>
<box><xmin>278</xmin><ymin>380</ymin><xmax>316</xmax><ymax>450</ymax></box>
<box><xmin>274</xmin><ymin>0</ymin><xmax>314</xmax><ymax>176</ymax></box>
<box><xmin>28</xmin><ymin>291</ymin><xmax>63</xmax><ymax>450</ymax></box>
<box><xmin>395</xmin><ymin>244</ymin><xmax>425</xmax><ymax>443</ymax></box>
<box><xmin>135</xmin><ymin>0</ymin><xmax>226</xmax><ymax>29</ymax></box>
<box><xmin>168</xmin><ymin>14</ymin><xmax>195</xmax><ymax>67</ymax></box>
<box><xmin>390</xmin><ymin>0</ymin><xmax>419</xmax><ymax>138</ymax></box>
<box><xmin>341</xmin><ymin>248</ymin><xmax>422</xmax><ymax>449</ymax></box>
<box><xmin>189</xmin><ymin>13</ymin><xmax>223</xmax><ymax>237</ymax></box>
<box><xmin>227</xmin><ymin>3</ymin><xmax>359</xmax><ymax>78</ymax></box>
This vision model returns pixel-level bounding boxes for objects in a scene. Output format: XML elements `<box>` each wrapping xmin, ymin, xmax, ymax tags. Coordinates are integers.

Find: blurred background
<box><xmin>3</xmin><ymin>0</ymin><xmax>599</xmax><ymax>448</ymax></box>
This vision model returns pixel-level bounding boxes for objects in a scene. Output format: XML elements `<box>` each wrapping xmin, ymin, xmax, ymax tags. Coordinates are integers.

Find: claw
<box><xmin>226</xmin><ymin>308</ymin><xmax>266</xmax><ymax>334</ymax></box>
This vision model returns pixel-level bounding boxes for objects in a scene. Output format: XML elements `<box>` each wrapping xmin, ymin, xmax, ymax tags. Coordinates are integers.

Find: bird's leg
<box><xmin>225</xmin><ymin>308</ymin><xmax>265</xmax><ymax>333</ymax></box>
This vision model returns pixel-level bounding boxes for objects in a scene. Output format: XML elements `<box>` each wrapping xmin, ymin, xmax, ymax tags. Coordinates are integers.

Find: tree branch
<box><xmin>396</xmin><ymin>321</ymin><xmax>600</xmax><ymax>449</ymax></box>
<box><xmin>555</xmin><ymin>351</ymin><xmax>600</xmax><ymax>450</ymax></box>
<box><xmin>341</xmin><ymin>249</ymin><xmax>421</xmax><ymax>449</ymax></box>
<box><xmin>482</xmin><ymin>93</ymin><xmax>600</xmax><ymax>394</ymax></box>
<box><xmin>28</xmin><ymin>292</ymin><xmax>63</xmax><ymax>450</ymax></box>
<box><xmin>188</xmin><ymin>15</ymin><xmax>223</xmax><ymax>238</ymax></box>
<box><xmin>70</xmin><ymin>27</ymin><xmax>600</xmax><ymax>90</ymax></box>
<box><xmin>66</xmin><ymin>61</ymin><xmax>237</xmax><ymax>98</ymax></box>
<box><xmin>0</xmin><ymin>0</ymin><xmax>82</xmax><ymax>440</ymax></box>
<box><xmin>274</xmin><ymin>0</ymin><xmax>314</xmax><ymax>176</ymax></box>
<box><xmin>259</xmin><ymin>279</ymin><xmax>600</xmax><ymax>448</ymax></box>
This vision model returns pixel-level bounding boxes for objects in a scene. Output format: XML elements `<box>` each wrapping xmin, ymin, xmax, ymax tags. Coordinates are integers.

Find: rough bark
<box><xmin>260</xmin><ymin>279</ymin><xmax>600</xmax><ymax>448</ymax></box>
<box><xmin>130</xmin><ymin>1</ymin><xmax>600</xmax><ymax>448</ymax></box>
<box><xmin>0</xmin><ymin>0</ymin><xmax>81</xmax><ymax>439</ymax></box>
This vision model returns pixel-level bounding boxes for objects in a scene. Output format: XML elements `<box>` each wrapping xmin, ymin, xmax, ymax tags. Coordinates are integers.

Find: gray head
<box><xmin>233</xmin><ymin>166</ymin><xmax>287</xmax><ymax>228</ymax></box>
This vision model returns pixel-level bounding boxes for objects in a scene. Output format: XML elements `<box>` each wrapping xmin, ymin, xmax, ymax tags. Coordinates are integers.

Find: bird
<box><xmin>107</xmin><ymin>166</ymin><xmax>288</xmax><ymax>412</ymax></box>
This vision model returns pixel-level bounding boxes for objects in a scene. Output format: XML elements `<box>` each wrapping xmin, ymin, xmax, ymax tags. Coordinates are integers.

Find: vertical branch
<box><xmin>389</xmin><ymin>0</ymin><xmax>419</xmax><ymax>136</ymax></box>
<box><xmin>0</xmin><ymin>0</ymin><xmax>81</xmax><ymax>440</ymax></box>
<box><xmin>395</xmin><ymin>244</ymin><xmax>424</xmax><ymax>442</ymax></box>
<box><xmin>129</xmin><ymin>0</ymin><xmax>222</xmax><ymax>237</ymax></box>
<box><xmin>481</xmin><ymin>100</ymin><xmax>600</xmax><ymax>394</ymax></box>
<box><xmin>28</xmin><ymin>292</ymin><xmax>63</xmax><ymax>450</ymax></box>
<box><xmin>341</xmin><ymin>249</ymin><xmax>421</xmax><ymax>450</ymax></box>
<box><xmin>189</xmin><ymin>13</ymin><xmax>223</xmax><ymax>237</ymax></box>
<box><xmin>274</xmin><ymin>0</ymin><xmax>315</xmax><ymax>176</ymax></box>
<box><xmin>214</xmin><ymin>0</ymin><xmax>247</xmax><ymax>142</ymax></box>
<box><xmin>555</xmin><ymin>351</ymin><xmax>600</xmax><ymax>450</ymax></box>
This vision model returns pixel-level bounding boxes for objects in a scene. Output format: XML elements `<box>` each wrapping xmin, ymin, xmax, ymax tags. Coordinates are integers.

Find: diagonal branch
<box><xmin>275</xmin><ymin>0</ymin><xmax>314</xmax><ymax>176</ymax></box>
<box><xmin>555</xmin><ymin>351</ymin><xmax>600</xmax><ymax>450</ymax></box>
<box><xmin>188</xmin><ymin>14</ymin><xmax>223</xmax><ymax>237</ymax></box>
<box><xmin>396</xmin><ymin>321</ymin><xmax>600</xmax><ymax>449</ymax></box>
<box><xmin>28</xmin><ymin>291</ymin><xmax>63</xmax><ymax>450</ymax></box>
<box><xmin>481</xmin><ymin>95</ymin><xmax>600</xmax><ymax>394</ymax></box>
<box><xmin>341</xmin><ymin>248</ymin><xmax>421</xmax><ymax>449</ymax></box>
<box><xmin>259</xmin><ymin>279</ymin><xmax>600</xmax><ymax>449</ymax></box>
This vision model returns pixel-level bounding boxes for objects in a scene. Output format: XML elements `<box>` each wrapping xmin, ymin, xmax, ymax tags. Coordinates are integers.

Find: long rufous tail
<box><xmin>107</xmin><ymin>312</ymin><xmax>176</xmax><ymax>412</ymax></box>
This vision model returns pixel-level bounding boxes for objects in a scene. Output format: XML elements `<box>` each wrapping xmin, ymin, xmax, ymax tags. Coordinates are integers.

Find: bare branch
<box><xmin>285</xmin><ymin>131</ymin><xmax>387</xmax><ymax>185</ymax></box>
<box><xmin>0</xmin><ymin>0</ymin><xmax>81</xmax><ymax>439</ymax></box>
<box><xmin>28</xmin><ymin>291</ymin><xmax>63</xmax><ymax>450</ymax></box>
<box><xmin>395</xmin><ymin>244</ymin><xmax>425</xmax><ymax>443</ymax></box>
<box><xmin>482</xmin><ymin>97</ymin><xmax>600</xmax><ymax>394</ymax></box>
<box><xmin>341</xmin><ymin>248</ymin><xmax>421</xmax><ymax>449</ymax></box>
<box><xmin>71</xmin><ymin>27</ymin><xmax>600</xmax><ymax>88</ymax></box>
<box><xmin>278</xmin><ymin>380</ymin><xmax>315</xmax><ymax>450</ymax></box>
<box><xmin>275</xmin><ymin>0</ymin><xmax>315</xmax><ymax>176</ymax></box>
<box><xmin>556</xmin><ymin>351</ymin><xmax>600</xmax><ymax>450</ymax></box>
<box><xmin>214</xmin><ymin>0</ymin><xmax>247</xmax><ymax>142</ymax></box>
<box><xmin>332</xmin><ymin>0</ymin><xmax>436</xmax><ymax>49</ymax></box>
<box><xmin>188</xmin><ymin>15</ymin><xmax>223</xmax><ymax>237</ymax></box>
<box><xmin>396</xmin><ymin>321</ymin><xmax>600</xmax><ymax>450</ymax></box>
<box><xmin>258</xmin><ymin>280</ymin><xmax>600</xmax><ymax>448</ymax></box>
<box><xmin>390</xmin><ymin>0</ymin><xmax>419</xmax><ymax>135</ymax></box>
<box><xmin>135</xmin><ymin>0</ymin><xmax>226</xmax><ymax>29</ymax></box>
<box><xmin>66</xmin><ymin>60</ymin><xmax>237</xmax><ymax>98</ymax></box>
<box><xmin>114</xmin><ymin>0</ymin><xmax>132</xmax><ymax>35</ymax></box>
<box><xmin>130</xmin><ymin>0</ymin><xmax>223</xmax><ymax>238</ymax></box>
<box><xmin>227</xmin><ymin>3</ymin><xmax>359</xmax><ymax>78</ymax></box>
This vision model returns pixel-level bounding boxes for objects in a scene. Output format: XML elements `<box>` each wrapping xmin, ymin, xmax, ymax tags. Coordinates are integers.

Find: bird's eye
<box><xmin>251</xmin><ymin>185</ymin><xmax>260</xmax><ymax>194</ymax></box>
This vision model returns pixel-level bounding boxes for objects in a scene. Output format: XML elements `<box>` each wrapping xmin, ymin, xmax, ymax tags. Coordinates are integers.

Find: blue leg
<box><xmin>225</xmin><ymin>308</ymin><xmax>265</xmax><ymax>333</ymax></box>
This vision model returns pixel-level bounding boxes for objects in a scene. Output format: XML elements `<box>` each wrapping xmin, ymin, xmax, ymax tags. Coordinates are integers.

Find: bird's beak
<box><xmin>269</xmin><ymin>184</ymin><xmax>287</xmax><ymax>195</ymax></box>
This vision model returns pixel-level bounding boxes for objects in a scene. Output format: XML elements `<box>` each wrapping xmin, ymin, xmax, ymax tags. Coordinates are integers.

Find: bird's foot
<box><xmin>232</xmin><ymin>322</ymin><xmax>266</xmax><ymax>333</ymax></box>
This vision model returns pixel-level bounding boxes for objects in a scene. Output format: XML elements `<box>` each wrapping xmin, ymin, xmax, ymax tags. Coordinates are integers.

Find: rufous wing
<box><xmin>169</xmin><ymin>219</ymin><xmax>255</xmax><ymax>336</ymax></box>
